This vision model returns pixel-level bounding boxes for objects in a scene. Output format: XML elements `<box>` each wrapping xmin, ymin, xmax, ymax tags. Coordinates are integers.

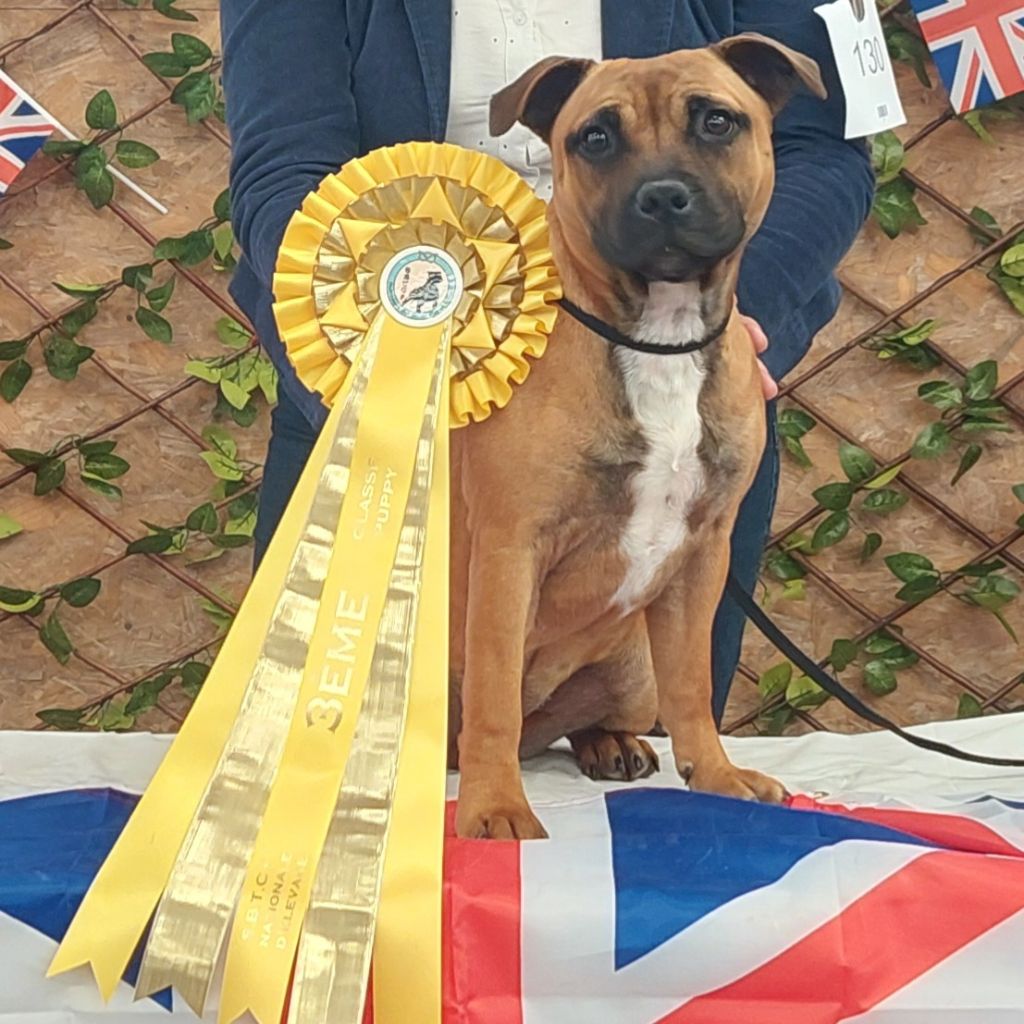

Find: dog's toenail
<box><xmin>679</xmin><ymin>761</ymin><xmax>695</xmax><ymax>783</ymax></box>
<box><xmin>614</xmin><ymin>755</ymin><xmax>625</xmax><ymax>773</ymax></box>
<box><xmin>633</xmin><ymin>754</ymin><xmax>645</xmax><ymax>770</ymax></box>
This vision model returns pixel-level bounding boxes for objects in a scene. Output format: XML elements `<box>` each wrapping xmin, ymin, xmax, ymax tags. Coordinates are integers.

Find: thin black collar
<box><xmin>556</xmin><ymin>296</ymin><xmax>727</xmax><ymax>356</ymax></box>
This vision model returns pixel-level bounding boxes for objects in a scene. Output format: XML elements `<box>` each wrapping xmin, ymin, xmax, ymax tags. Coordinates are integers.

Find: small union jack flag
<box><xmin>911</xmin><ymin>0</ymin><xmax>1024</xmax><ymax>113</ymax></box>
<box><xmin>0</xmin><ymin>72</ymin><xmax>55</xmax><ymax>194</ymax></box>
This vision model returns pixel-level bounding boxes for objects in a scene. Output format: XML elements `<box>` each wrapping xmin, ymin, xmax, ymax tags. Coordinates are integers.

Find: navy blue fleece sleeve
<box><xmin>221</xmin><ymin>0</ymin><xmax>360</xmax><ymax>288</ymax></box>
<box><xmin>733</xmin><ymin>1</ymin><xmax>875</xmax><ymax>379</ymax></box>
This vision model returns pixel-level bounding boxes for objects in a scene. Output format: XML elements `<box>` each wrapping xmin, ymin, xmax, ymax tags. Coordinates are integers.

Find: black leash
<box><xmin>556</xmin><ymin>297</ymin><xmax>727</xmax><ymax>355</ymax></box>
<box><xmin>726</xmin><ymin>574</ymin><xmax>1024</xmax><ymax>768</ymax></box>
<box><xmin>555</xmin><ymin>295</ymin><xmax>1024</xmax><ymax>767</ymax></box>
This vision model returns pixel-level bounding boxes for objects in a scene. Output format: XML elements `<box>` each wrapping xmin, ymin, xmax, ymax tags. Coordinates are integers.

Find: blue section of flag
<box><xmin>606</xmin><ymin>789</ymin><xmax>935</xmax><ymax>970</ymax></box>
<box><xmin>4</xmin><ymin>134</ymin><xmax>50</xmax><ymax>163</ymax></box>
<box><xmin>0</xmin><ymin>788</ymin><xmax>173</xmax><ymax>1010</ymax></box>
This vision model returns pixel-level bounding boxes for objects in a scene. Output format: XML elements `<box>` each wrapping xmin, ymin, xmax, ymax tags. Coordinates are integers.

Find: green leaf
<box><xmin>758</xmin><ymin>661</ymin><xmax>792</xmax><ymax>699</ymax></box>
<box><xmin>40</xmin><ymin>610</ymin><xmax>73</xmax><ymax>664</ymax></box>
<box><xmin>991</xmin><ymin>270</ymin><xmax>1024</xmax><ymax>316</ymax></box>
<box><xmin>884</xmin><ymin>25</ymin><xmax>932</xmax><ymax>87</ymax></box>
<box><xmin>0</xmin><ymin>512</ymin><xmax>22</xmax><ymax>541</ymax></box>
<box><xmin>141</xmin><ymin>51</ymin><xmax>191</xmax><ymax>77</ymax></box>
<box><xmin>917</xmin><ymin>380</ymin><xmax>963</xmax><ymax>411</ymax></box>
<box><xmin>1</xmin><ymin>359</ymin><xmax>32</xmax><ymax>402</ymax></box>
<box><xmin>861</xmin><ymin>487</ymin><xmax>908</xmax><ymax>514</ymax></box>
<box><xmin>813</xmin><ymin>482</ymin><xmax>854</xmax><ymax>511</ymax></box>
<box><xmin>872</xmin><ymin>178</ymin><xmax>927</xmax><ymax>239</ymax></box>
<box><xmin>950</xmin><ymin>443</ymin><xmax>983</xmax><ymax>486</ymax></box>
<box><xmin>0</xmin><ymin>340</ymin><xmax>28</xmax><ymax>361</ymax></box>
<box><xmin>85</xmin><ymin>89</ymin><xmax>117</xmax><ymax>131</ymax></box>
<box><xmin>838</xmin><ymin>442</ymin><xmax>877</xmax><ymax>485</ymax></box>
<box><xmin>76</xmin><ymin>438</ymin><xmax>114</xmax><ymax>455</ymax></box>
<box><xmin>79</xmin><ymin>164</ymin><xmax>115</xmax><ymax>209</ymax></box>
<box><xmin>777</xmin><ymin>408</ymin><xmax>816</xmax><ymax>439</ymax></box>
<box><xmin>185</xmin><ymin>359</ymin><xmax>222</xmax><ymax>383</ymax></box>
<box><xmin>125</xmin><ymin>673</ymin><xmax>173</xmax><ymax>715</ymax></box>
<box><xmin>811</xmin><ymin>510</ymin><xmax>850</xmax><ymax>551</ymax></box>
<box><xmin>171</xmin><ymin>32</ymin><xmax>212</xmax><ymax>66</ymax></box>
<box><xmin>54</xmin><ymin>281</ymin><xmax>105</xmax><ymax>299</ymax></box>
<box><xmin>80</xmin><ymin>473</ymin><xmax>122</xmax><ymax>500</ymax></box>
<box><xmin>34</xmin><ymin>458</ymin><xmax>66</xmax><ymax>496</ymax></box>
<box><xmin>44</xmin><ymin>333</ymin><xmax>94</xmax><ymax>381</ymax></box>
<box><xmin>911</xmin><ymin>422</ymin><xmax>952</xmax><ymax>460</ymax></box>
<box><xmin>180</xmin><ymin>660</ymin><xmax>209</xmax><ymax>696</ymax></box>
<box><xmin>36</xmin><ymin>708</ymin><xmax>86</xmax><ymax>730</ymax></box>
<box><xmin>171</xmin><ymin>70</ymin><xmax>217</xmax><ymax>123</ymax></box>
<box><xmin>200</xmin><ymin>597</ymin><xmax>235</xmax><ymax>633</ymax></box>
<box><xmin>1000</xmin><ymin>243</ymin><xmax>1024</xmax><ymax>278</ymax></box>
<box><xmin>83</xmin><ymin>452</ymin><xmax>130</xmax><ymax>480</ymax></box>
<box><xmin>959</xmin><ymin>559</ymin><xmax>1006</xmax><ymax>578</ymax></box>
<box><xmin>135</xmin><ymin>306</ymin><xmax>173</xmax><ymax>344</ymax></box>
<box><xmin>146</xmin><ymin>275</ymin><xmax>176</xmax><ymax>313</ymax></box>
<box><xmin>122</xmin><ymin>263</ymin><xmax>155</xmax><ymax>291</ymax></box>
<box><xmin>878</xmin><ymin>643</ymin><xmax>919</xmax><ymax>671</ymax></box>
<box><xmin>782</xmin><ymin>435</ymin><xmax>812</xmax><ymax>469</ymax></box>
<box><xmin>185</xmin><ymin>502</ymin><xmax>218</xmax><ymax>534</ymax></box>
<box><xmin>210</xmin><ymin>532</ymin><xmax>250</xmax><ymax>549</ymax></box>
<box><xmin>0</xmin><ymin>585</ymin><xmax>42</xmax><ymax>613</ymax></box>
<box><xmin>216</xmin><ymin>316</ymin><xmax>251</xmax><ymax>349</ymax></box>
<box><xmin>126</xmin><ymin>532</ymin><xmax>174</xmax><ymax>555</ymax></box>
<box><xmin>60</xmin><ymin>577</ymin><xmax>101</xmax><ymax>607</ymax></box>
<box><xmin>98</xmin><ymin>697</ymin><xmax>135</xmax><ymax>732</ymax></box>
<box><xmin>860</xmin><ymin>532</ymin><xmax>882</xmax><ymax>563</ymax></box>
<box><xmin>42</xmin><ymin>139</ymin><xmax>85</xmax><ymax>159</ymax></box>
<box><xmin>219</xmin><ymin>378</ymin><xmax>250</xmax><ymax>410</ymax></box>
<box><xmin>213</xmin><ymin>187</ymin><xmax>231</xmax><ymax>222</ymax></box>
<box><xmin>4</xmin><ymin>447</ymin><xmax>46</xmax><ymax>467</ymax></box>
<box><xmin>965</xmin><ymin>360</ymin><xmax>998</xmax><ymax>401</ymax></box>
<box><xmin>1012</xmin><ymin>483</ymin><xmax>1024</xmax><ymax>503</ymax></box>
<box><xmin>202</xmin><ymin>424</ymin><xmax>238</xmax><ymax>459</ymax></box>
<box><xmin>967</xmin><ymin>206</ymin><xmax>1001</xmax><ymax>243</ymax></box>
<box><xmin>764</xmin><ymin>548</ymin><xmax>806</xmax><ymax>582</ymax></box>
<box><xmin>154</xmin><ymin>0</ymin><xmax>198</xmax><ymax>19</ymax></box>
<box><xmin>152</xmin><ymin>235</ymin><xmax>186</xmax><ymax>260</ymax></box>
<box><xmin>257</xmin><ymin>358</ymin><xmax>278</xmax><ymax>405</ymax></box>
<box><xmin>863</xmin><ymin>630</ymin><xmax>901</xmax><ymax>656</ymax></box>
<box><xmin>115</xmin><ymin>140</ymin><xmax>160</xmax><ymax>168</ymax></box>
<box><xmin>227</xmin><ymin>399</ymin><xmax>259</xmax><ymax>427</ymax></box>
<box><xmin>896</xmin><ymin>577</ymin><xmax>942</xmax><ymax>604</ymax></box>
<box><xmin>863</xmin><ymin>660</ymin><xmax>897</xmax><ymax>696</ymax></box>
<box><xmin>885</xmin><ymin>551</ymin><xmax>937</xmax><ymax>583</ymax></box>
<box><xmin>201</xmin><ymin>450</ymin><xmax>244</xmax><ymax>481</ymax></box>
<box><xmin>829</xmin><ymin>638</ymin><xmax>859</xmax><ymax>672</ymax></box>
<box><xmin>59</xmin><ymin>300</ymin><xmax>99</xmax><ymax>340</ymax></box>
<box><xmin>212</xmin><ymin>221</ymin><xmax>234</xmax><ymax>261</ymax></box>
<box><xmin>786</xmin><ymin>674</ymin><xmax>828</xmax><ymax>710</ymax></box>
<box><xmin>864</xmin><ymin>463</ymin><xmax>903</xmax><ymax>490</ymax></box>
<box><xmin>957</xmin><ymin>693</ymin><xmax>983</xmax><ymax>719</ymax></box>
<box><xmin>870</xmin><ymin>130</ymin><xmax>905</xmax><ymax>184</ymax></box>
<box><xmin>181</xmin><ymin>229</ymin><xmax>215</xmax><ymax>265</ymax></box>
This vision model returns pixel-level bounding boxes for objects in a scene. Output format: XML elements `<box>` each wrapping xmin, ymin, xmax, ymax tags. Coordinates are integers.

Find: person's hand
<box><xmin>739</xmin><ymin>314</ymin><xmax>778</xmax><ymax>401</ymax></box>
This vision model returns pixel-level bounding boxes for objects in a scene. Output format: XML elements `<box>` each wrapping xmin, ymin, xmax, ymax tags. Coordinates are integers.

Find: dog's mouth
<box><xmin>632</xmin><ymin>246</ymin><xmax>720</xmax><ymax>284</ymax></box>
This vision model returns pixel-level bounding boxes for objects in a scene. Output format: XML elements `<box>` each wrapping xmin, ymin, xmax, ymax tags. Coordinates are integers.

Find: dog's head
<box><xmin>491</xmin><ymin>35</ymin><xmax>824</xmax><ymax>292</ymax></box>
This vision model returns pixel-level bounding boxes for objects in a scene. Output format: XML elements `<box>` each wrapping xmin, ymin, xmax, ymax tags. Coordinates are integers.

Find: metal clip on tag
<box><xmin>849</xmin><ymin>0</ymin><xmax>866</xmax><ymax>21</ymax></box>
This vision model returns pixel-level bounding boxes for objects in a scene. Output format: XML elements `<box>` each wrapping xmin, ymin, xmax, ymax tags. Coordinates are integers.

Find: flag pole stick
<box><xmin>0</xmin><ymin>70</ymin><xmax>169</xmax><ymax>216</ymax></box>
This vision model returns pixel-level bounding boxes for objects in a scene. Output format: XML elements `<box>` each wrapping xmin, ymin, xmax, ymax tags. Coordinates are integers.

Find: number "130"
<box><xmin>853</xmin><ymin>35</ymin><xmax>886</xmax><ymax>76</ymax></box>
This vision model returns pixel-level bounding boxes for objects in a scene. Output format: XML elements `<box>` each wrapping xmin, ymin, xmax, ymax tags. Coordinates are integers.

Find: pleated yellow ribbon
<box><xmin>48</xmin><ymin>141</ymin><xmax>560</xmax><ymax>1024</ymax></box>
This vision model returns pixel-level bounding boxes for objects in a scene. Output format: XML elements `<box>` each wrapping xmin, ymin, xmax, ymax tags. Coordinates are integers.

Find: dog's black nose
<box><xmin>634</xmin><ymin>180</ymin><xmax>692</xmax><ymax>222</ymax></box>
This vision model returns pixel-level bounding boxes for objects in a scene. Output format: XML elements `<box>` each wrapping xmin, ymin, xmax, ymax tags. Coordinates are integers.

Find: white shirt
<box><xmin>446</xmin><ymin>0</ymin><xmax>603</xmax><ymax>201</ymax></box>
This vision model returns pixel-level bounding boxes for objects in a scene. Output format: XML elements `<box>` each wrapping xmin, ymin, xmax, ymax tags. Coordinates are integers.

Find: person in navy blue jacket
<box><xmin>220</xmin><ymin>0</ymin><xmax>875</xmax><ymax>724</ymax></box>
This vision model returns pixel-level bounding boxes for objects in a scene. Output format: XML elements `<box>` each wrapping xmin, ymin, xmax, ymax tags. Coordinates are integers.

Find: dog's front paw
<box><xmin>684</xmin><ymin>760</ymin><xmax>787</xmax><ymax>804</ymax></box>
<box><xmin>456</xmin><ymin>785</ymin><xmax>548</xmax><ymax>840</ymax></box>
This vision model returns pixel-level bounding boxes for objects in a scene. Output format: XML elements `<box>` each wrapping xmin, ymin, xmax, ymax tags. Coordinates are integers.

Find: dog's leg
<box><xmin>647</xmin><ymin>526</ymin><xmax>785</xmax><ymax>803</ymax></box>
<box><xmin>456</xmin><ymin>529</ymin><xmax>547</xmax><ymax>840</ymax></box>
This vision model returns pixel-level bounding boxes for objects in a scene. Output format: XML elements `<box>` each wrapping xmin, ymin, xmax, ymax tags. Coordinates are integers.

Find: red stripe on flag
<box><xmin>444</xmin><ymin>804</ymin><xmax>523</xmax><ymax>1024</ymax></box>
<box><xmin>0</xmin><ymin>151</ymin><xmax>23</xmax><ymax>188</ymax></box>
<box><xmin>659</xmin><ymin>851</ymin><xmax>1024</xmax><ymax>1024</ymax></box>
<box><xmin>0</xmin><ymin>79</ymin><xmax>16</xmax><ymax>109</ymax></box>
<box><xmin>790</xmin><ymin>796</ymin><xmax>1024</xmax><ymax>859</ymax></box>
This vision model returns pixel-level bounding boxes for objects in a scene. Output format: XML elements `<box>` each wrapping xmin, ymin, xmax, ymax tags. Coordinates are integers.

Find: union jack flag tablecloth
<box><xmin>0</xmin><ymin>72</ymin><xmax>55</xmax><ymax>194</ymax></box>
<box><xmin>910</xmin><ymin>0</ymin><xmax>1024</xmax><ymax>113</ymax></box>
<box><xmin>3</xmin><ymin>718</ymin><xmax>1024</xmax><ymax>1023</ymax></box>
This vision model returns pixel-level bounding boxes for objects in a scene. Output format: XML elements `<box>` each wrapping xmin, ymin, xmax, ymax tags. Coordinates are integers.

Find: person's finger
<box><xmin>739</xmin><ymin>313</ymin><xmax>768</xmax><ymax>354</ymax></box>
<box><xmin>758</xmin><ymin>359</ymin><xmax>779</xmax><ymax>401</ymax></box>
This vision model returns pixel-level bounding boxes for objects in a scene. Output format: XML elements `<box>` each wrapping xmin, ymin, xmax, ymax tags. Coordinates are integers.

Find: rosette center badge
<box><xmin>381</xmin><ymin>246</ymin><xmax>464</xmax><ymax>327</ymax></box>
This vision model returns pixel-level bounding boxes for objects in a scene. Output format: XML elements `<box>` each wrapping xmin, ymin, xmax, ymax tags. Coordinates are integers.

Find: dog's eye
<box><xmin>579</xmin><ymin>125</ymin><xmax>610</xmax><ymax>154</ymax></box>
<box><xmin>702</xmin><ymin>109</ymin><xmax>736</xmax><ymax>137</ymax></box>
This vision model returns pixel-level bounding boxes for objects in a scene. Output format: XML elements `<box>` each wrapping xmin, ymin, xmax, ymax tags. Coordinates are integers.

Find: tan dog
<box><xmin>448</xmin><ymin>35</ymin><xmax>826</xmax><ymax>839</ymax></box>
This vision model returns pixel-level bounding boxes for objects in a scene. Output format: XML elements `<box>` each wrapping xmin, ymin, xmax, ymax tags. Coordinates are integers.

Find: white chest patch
<box><xmin>613</xmin><ymin>282</ymin><xmax>707</xmax><ymax>612</ymax></box>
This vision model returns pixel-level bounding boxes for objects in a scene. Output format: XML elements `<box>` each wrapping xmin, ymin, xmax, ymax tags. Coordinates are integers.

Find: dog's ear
<box><xmin>490</xmin><ymin>56</ymin><xmax>595</xmax><ymax>141</ymax></box>
<box><xmin>716</xmin><ymin>32</ymin><xmax>827</xmax><ymax>113</ymax></box>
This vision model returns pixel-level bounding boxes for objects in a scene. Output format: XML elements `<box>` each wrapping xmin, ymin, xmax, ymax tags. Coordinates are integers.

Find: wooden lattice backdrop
<box><xmin>0</xmin><ymin>1</ymin><xmax>1022</xmax><ymax>738</ymax></box>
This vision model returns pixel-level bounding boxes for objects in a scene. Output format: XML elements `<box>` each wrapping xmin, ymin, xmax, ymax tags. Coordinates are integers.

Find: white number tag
<box><xmin>815</xmin><ymin>0</ymin><xmax>907</xmax><ymax>139</ymax></box>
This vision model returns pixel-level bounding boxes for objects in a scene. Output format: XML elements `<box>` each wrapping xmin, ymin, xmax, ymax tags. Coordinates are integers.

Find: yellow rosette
<box><xmin>48</xmin><ymin>140</ymin><xmax>560</xmax><ymax>1024</ymax></box>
